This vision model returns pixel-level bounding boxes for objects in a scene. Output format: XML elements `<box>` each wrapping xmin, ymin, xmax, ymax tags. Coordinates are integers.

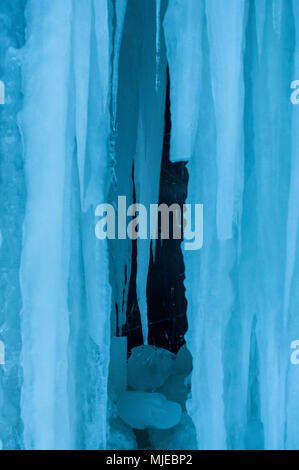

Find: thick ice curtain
<box><xmin>19</xmin><ymin>0</ymin><xmax>111</xmax><ymax>449</ymax></box>
<box><xmin>165</xmin><ymin>0</ymin><xmax>299</xmax><ymax>450</ymax></box>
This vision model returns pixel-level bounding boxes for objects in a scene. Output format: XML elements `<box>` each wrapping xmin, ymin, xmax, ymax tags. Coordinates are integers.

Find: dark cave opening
<box><xmin>123</xmin><ymin>71</ymin><xmax>189</xmax><ymax>354</ymax></box>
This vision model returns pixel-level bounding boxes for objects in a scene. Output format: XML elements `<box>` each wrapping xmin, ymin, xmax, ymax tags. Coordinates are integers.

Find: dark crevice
<box><xmin>122</xmin><ymin>163</ymin><xmax>143</xmax><ymax>353</ymax></box>
<box><xmin>124</xmin><ymin>69</ymin><xmax>189</xmax><ymax>355</ymax></box>
<box><xmin>147</xmin><ymin>69</ymin><xmax>189</xmax><ymax>354</ymax></box>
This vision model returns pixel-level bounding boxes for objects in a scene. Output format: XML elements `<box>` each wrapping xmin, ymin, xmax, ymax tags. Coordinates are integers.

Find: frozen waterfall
<box><xmin>0</xmin><ymin>0</ymin><xmax>298</xmax><ymax>451</ymax></box>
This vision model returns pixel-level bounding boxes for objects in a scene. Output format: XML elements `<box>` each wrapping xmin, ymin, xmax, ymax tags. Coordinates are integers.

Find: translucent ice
<box><xmin>205</xmin><ymin>0</ymin><xmax>246</xmax><ymax>240</ymax></box>
<box><xmin>127</xmin><ymin>345</ymin><xmax>176</xmax><ymax>391</ymax></box>
<box><xmin>19</xmin><ymin>0</ymin><xmax>74</xmax><ymax>449</ymax></box>
<box><xmin>163</xmin><ymin>0</ymin><xmax>202</xmax><ymax>162</ymax></box>
<box><xmin>117</xmin><ymin>392</ymin><xmax>182</xmax><ymax>430</ymax></box>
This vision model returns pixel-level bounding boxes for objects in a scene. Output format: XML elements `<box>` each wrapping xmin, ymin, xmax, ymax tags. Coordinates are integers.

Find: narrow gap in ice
<box><xmin>147</xmin><ymin>71</ymin><xmax>189</xmax><ymax>354</ymax></box>
<box><xmin>122</xmin><ymin>164</ymin><xmax>143</xmax><ymax>353</ymax></box>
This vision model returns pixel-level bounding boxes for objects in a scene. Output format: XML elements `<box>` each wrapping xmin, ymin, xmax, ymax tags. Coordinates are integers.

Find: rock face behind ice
<box><xmin>117</xmin><ymin>392</ymin><xmax>182</xmax><ymax>430</ymax></box>
<box><xmin>149</xmin><ymin>412</ymin><xmax>197</xmax><ymax>450</ymax></box>
<box><xmin>127</xmin><ymin>345</ymin><xmax>176</xmax><ymax>391</ymax></box>
<box><xmin>108</xmin><ymin>418</ymin><xmax>137</xmax><ymax>450</ymax></box>
<box><xmin>158</xmin><ymin>374</ymin><xmax>188</xmax><ymax>408</ymax></box>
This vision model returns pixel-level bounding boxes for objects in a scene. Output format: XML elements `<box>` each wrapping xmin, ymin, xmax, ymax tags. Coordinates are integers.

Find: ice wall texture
<box><xmin>20</xmin><ymin>0</ymin><xmax>112</xmax><ymax>450</ymax></box>
<box><xmin>0</xmin><ymin>0</ymin><xmax>26</xmax><ymax>450</ymax></box>
<box><xmin>1</xmin><ymin>0</ymin><xmax>112</xmax><ymax>450</ymax></box>
<box><xmin>0</xmin><ymin>0</ymin><xmax>298</xmax><ymax>451</ymax></box>
<box><xmin>165</xmin><ymin>0</ymin><xmax>299</xmax><ymax>450</ymax></box>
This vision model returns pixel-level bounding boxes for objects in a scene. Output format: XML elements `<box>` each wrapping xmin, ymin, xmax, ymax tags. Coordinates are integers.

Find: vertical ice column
<box><xmin>224</xmin><ymin>1</ymin><xmax>263</xmax><ymax>450</ymax></box>
<box><xmin>107</xmin><ymin>0</ymin><xmax>130</xmax><ymax>336</ymax></box>
<box><xmin>255</xmin><ymin>0</ymin><xmax>267</xmax><ymax>57</ymax></box>
<box><xmin>205</xmin><ymin>0</ymin><xmax>246</xmax><ymax>241</ymax></box>
<box><xmin>163</xmin><ymin>0</ymin><xmax>202</xmax><ymax>163</ymax></box>
<box><xmin>284</xmin><ymin>0</ymin><xmax>299</xmax><ymax>450</ymax></box>
<box><xmin>78</xmin><ymin>0</ymin><xmax>112</xmax><ymax>449</ymax></box>
<box><xmin>164</xmin><ymin>0</ymin><xmax>230</xmax><ymax>449</ymax></box>
<box><xmin>69</xmin><ymin>0</ymin><xmax>112</xmax><ymax>449</ymax></box>
<box><xmin>253</xmin><ymin>0</ymin><xmax>294</xmax><ymax>450</ymax></box>
<box><xmin>107</xmin><ymin>0</ymin><xmax>134</xmax><ymax>335</ymax></box>
<box><xmin>111</xmin><ymin>0</ymin><xmax>127</xmax><ymax>128</ymax></box>
<box><xmin>72</xmin><ymin>0</ymin><xmax>92</xmax><ymax>209</ymax></box>
<box><xmin>283</xmin><ymin>0</ymin><xmax>299</xmax><ymax>330</ymax></box>
<box><xmin>19</xmin><ymin>0</ymin><xmax>73</xmax><ymax>449</ymax></box>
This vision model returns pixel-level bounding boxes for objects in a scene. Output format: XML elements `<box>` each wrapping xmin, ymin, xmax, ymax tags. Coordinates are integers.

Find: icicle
<box><xmin>272</xmin><ymin>0</ymin><xmax>284</xmax><ymax>35</ymax></box>
<box><xmin>205</xmin><ymin>0</ymin><xmax>246</xmax><ymax>241</ymax></box>
<box><xmin>255</xmin><ymin>0</ymin><xmax>267</xmax><ymax>57</ymax></box>
<box><xmin>108</xmin><ymin>0</ymin><xmax>128</xmax><ymax>334</ymax></box>
<box><xmin>163</xmin><ymin>0</ymin><xmax>202</xmax><ymax>162</ymax></box>
<box><xmin>135</xmin><ymin>92</ymin><xmax>166</xmax><ymax>343</ymax></box>
<box><xmin>72</xmin><ymin>0</ymin><xmax>92</xmax><ymax>210</ymax></box>
<box><xmin>106</xmin><ymin>0</ymin><xmax>133</xmax><ymax>336</ymax></box>
<box><xmin>75</xmin><ymin>0</ymin><xmax>112</xmax><ymax>449</ymax></box>
<box><xmin>112</xmin><ymin>0</ymin><xmax>127</xmax><ymax>128</ymax></box>
<box><xmin>284</xmin><ymin>0</ymin><xmax>299</xmax><ymax>450</ymax></box>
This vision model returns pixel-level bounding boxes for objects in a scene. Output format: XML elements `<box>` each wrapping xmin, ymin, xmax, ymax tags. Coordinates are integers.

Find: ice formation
<box><xmin>117</xmin><ymin>392</ymin><xmax>182</xmax><ymax>430</ymax></box>
<box><xmin>157</xmin><ymin>374</ymin><xmax>189</xmax><ymax>408</ymax></box>
<box><xmin>173</xmin><ymin>344</ymin><xmax>193</xmax><ymax>376</ymax></box>
<box><xmin>127</xmin><ymin>345</ymin><xmax>176</xmax><ymax>391</ymax></box>
<box><xmin>0</xmin><ymin>0</ymin><xmax>298</xmax><ymax>451</ymax></box>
